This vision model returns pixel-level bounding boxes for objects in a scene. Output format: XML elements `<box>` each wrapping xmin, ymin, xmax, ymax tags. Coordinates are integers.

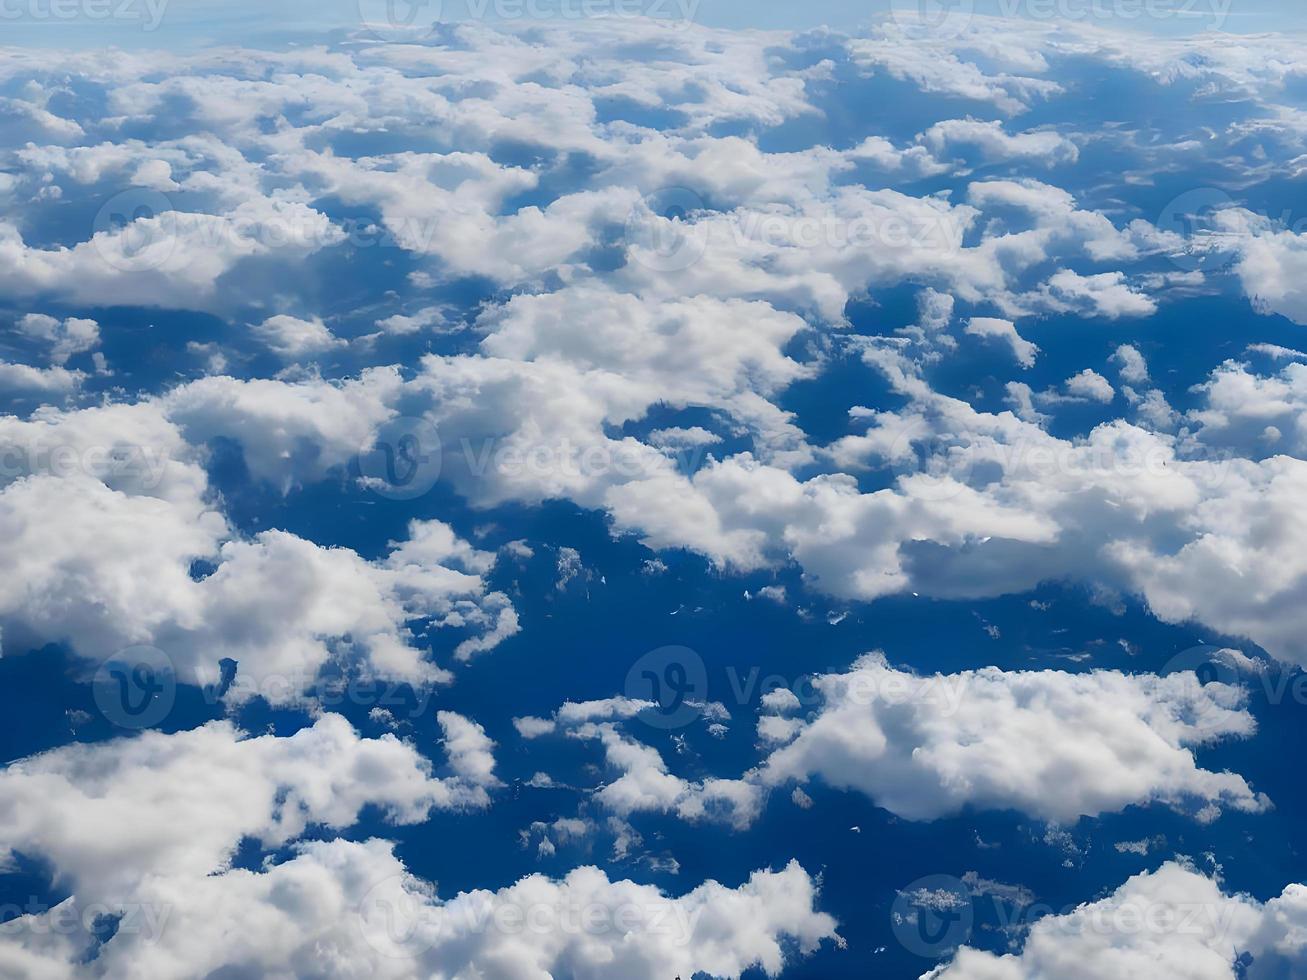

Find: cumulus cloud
<box><xmin>0</xmin><ymin>393</ymin><xmax>516</xmax><ymax>703</ymax></box>
<box><xmin>926</xmin><ymin>860</ymin><xmax>1307</xmax><ymax>980</ymax></box>
<box><xmin>1062</xmin><ymin>368</ymin><xmax>1116</xmax><ymax>404</ymax></box>
<box><xmin>1111</xmin><ymin>344</ymin><xmax>1150</xmax><ymax>385</ymax></box>
<box><xmin>0</xmin><ymin>713</ymin><xmax>496</xmax><ymax>901</ymax></box>
<box><xmin>15</xmin><ymin>313</ymin><xmax>99</xmax><ymax>365</ymax></box>
<box><xmin>0</xmin><ymin>716</ymin><xmax>836</xmax><ymax>980</ymax></box>
<box><xmin>755</xmin><ymin>653</ymin><xmax>1267</xmax><ymax>824</ymax></box>
<box><xmin>249</xmin><ymin>314</ymin><xmax>346</xmax><ymax>360</ymax></box>
<box><xmin>0</xmin><ymin>839</ymin><xmax>838</xmax><ymax>980</ymax></box>
<box><xmin>964</xmin><ymin>316</ymin><xmax>1039</xmax><ymax>368</ymax></box>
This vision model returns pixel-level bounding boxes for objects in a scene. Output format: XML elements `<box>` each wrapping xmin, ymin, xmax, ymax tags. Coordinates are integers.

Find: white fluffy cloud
<box><xmin>926</xmin><ymin>861</ymin><xmax>1307</xmax><ymax>980</ymax></box>
<box><xmin>755</xmin><ymin>653</ymin><xmax>1268</xmax><ymax>824</ymax></box>
<box><xmin>0</xmin><ymin>713</ymin><xmax>496</xmax><ymax>901</ymax></box>
<box><xmin>964</xmin><ymin>316</ymin><xmax>1039</xmax><ymax>368</ymax></box>
<box><xmin>0</xmin><ymin>839</ymin><xmax>838</xmax><ymax>980</ymax></box>
<box><xmin>517</xmin><ymin>701</ymin><xmax>763</xmax><ymax>830</ymax></box>
<box><xmin>1062</xmin><ymin>368</ymin><xmax>1115</xmax><ymax>404</ymax></box>
<box><xmin>0</xmin><ymin>390</ymin><xmax>516</xmax><ymax>703</ymax></box>
<box><xmin>249</xmin><ymin>314</ymin><xmax>346</xmax><ymax>360</ymax></box>
<box><xmin>519</xmin><ymin>654</ymin><xmax>1267</xmax><ymax>829</ymax></box>
<box><xmin>15</xmin><ymin>313</ymin><xmax>99</xmax><ymax>365</ymax></box>
<box><xmin>0</xmin><ymin>715</ymin><xmax>837</xmax><ymax>980</ymax></box>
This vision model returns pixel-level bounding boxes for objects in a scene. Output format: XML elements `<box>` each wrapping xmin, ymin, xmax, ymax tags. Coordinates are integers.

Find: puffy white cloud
<box><xmin>755</xmin><ymin>653</ymin><xmax>1267</xmax><ymax>824</ymax></box>
<box><xmin>1110</xmin><ymin>344</ymin><xmax>1150</xmax><ymax>385</ymax></box>
<box><xmin>926</xmin><ymin>860</ymin><xmax>1307</xmax><ymax>980</ymax></box>
<box><xmin>1221</xmin><ymin>209</ymin><xmax>1307</xmax><ymax>325</ymax></box>
<box><xmin>964</xmin><ymin>317</ymin><xmax>1039</xmax><ymax>368</ymax></box>
<box><xmin>0</xmin><ymin>708</ymin><xmax>837</xmax><ymax>980</ymax></box>
<box><xmin>0</xmin><ymin>839</ymin><xmax>838</xmax><ymax>980</ymax></box>
<box><xmin>0</xmin><ymin>360</ymin><xmax>84</xmax><ymax>394</ymax></box>
<box><xmin>1188</xmin><ymin>358</ymin><xmax>1307</xmax><ymax>457</ymax></box>
<box><xmin>162</xmin><ymin>369</ymin><xmax>401</xmax><ymax>491</ymax></box>
<box><xmin>919</xmin><ymin>118</ymin><xmax>1079</xmax><ymax>167</ymax></box>
<box><xmin>0</xmin><ymin>713</ymin><xmax>494</xmax><ymax>901</ymax></box>
<box><xmin>1034</xmin><ymin>269</ymin><xmax>1158</xmax><ymax>319</ymax></box>
<box><xmin>0</xmin><ymin>200</ymin><xmax>342</xmax><ymax>310</ymax></box>
<box><xmin>1062</xmin><ymin>368</ymin><xmax>1115</xmax><ymax>404</ymax></box>
<box><xmin>14</xmin><ymin>313</ymin><xmax>100</xmax><ymax>365</ymax></box>
<box><xmin>518</xmin><ymin>700</ymin><xmax>763</xmax><ymax>829</ymax></box>
<box><xmin>520</xmin><ymin>651</ymin><xmax>1267</xmax><ymax>829</ymax></box>
<box><xmin>0</xmin><ymin>389</ymin><xmax>516</xmax><ymax>701</ymax></box>
<box><xmin>249</xmin><ymin>314</ymin><xmax>346</xmax><ymax>360</ymax></box>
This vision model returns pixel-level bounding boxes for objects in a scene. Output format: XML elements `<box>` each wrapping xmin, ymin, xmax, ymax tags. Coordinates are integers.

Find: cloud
<box><xmin>0</xmin><ymin>360</ymin><xmax>84</xmax><ymax>394</ymax></box>
<box><xmin>964</xmin><ymin>316</ymin><xmax>1039</xmax><ymax>368</ymax></box>
<box><xmin>0</xmin><ymin>840</ymin><xmax>838</xmax><ymax>980</ymax></box>
<box><xmin>249</xmin><ymin>314</ymin><xmax>346</xmax><ymax>360</ymax></box>
<box><xmin>926</xmin><ymin>860</ymin><xmax>1307</xmax><ymax>980</ymax></box>
<box><xmin>1221</xmin><ymin>209</ymin><xmax>1307</xmax><ymax>325</ymax></box>
<box><xmin>1110</xmin><ymin>344</ymin><xmax>1150</xmax><ymax>385</ymax></box>
<box><xmin>1063</xmin><ymin>368</ymin><xmax>1115</xmax><ymax>404</ymax></box>
<box><xmin>0</xmin><ymin>395</ymin><xmax>516</xmax><ymax>702</ymax></box>
<box><xmin>15</xmin><ymin>313</ymin><xmax>100</xmax><ymax>365</ymax></box>
<box><xmin>919</xmin><ymin>118</ymin><xmax>1079</xmax><ymax>167</ymax></box>
<box><xmin>0</xmin><ymin>713</ymin><xmax>495</xmax><ymax>901</ymax></box>
<box><xmin>0</xmin><ymin>713</ymin><xmax>835</xmax><ymax>980</ymax></box>
<box><xmin>755</xmin><ymin>653</ymin><xmax>1267</xmax><ymax>824</ymax></box>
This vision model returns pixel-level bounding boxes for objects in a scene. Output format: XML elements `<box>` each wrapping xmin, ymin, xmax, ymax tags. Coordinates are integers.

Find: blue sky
<box><xmin>7</xmin><ymin>0</ymin><xmax>1307</xmax><ymax>49</ymax></box>
<box><xmin>4</xmin><ymin>6</ymin><xmax>1307</xmax><ymax>980</ymax></box>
